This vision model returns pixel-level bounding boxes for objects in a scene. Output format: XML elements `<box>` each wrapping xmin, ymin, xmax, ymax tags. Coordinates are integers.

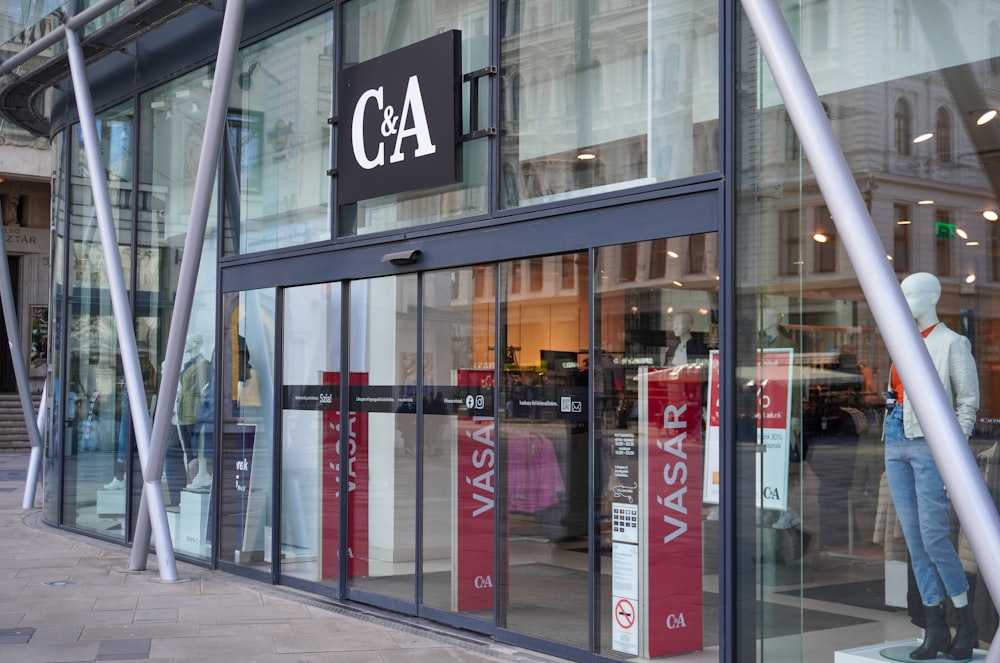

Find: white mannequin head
<box><xmin>900</xmin><ymin>272</ymin><xmax>941</xmax><ymax>327</ymax></box>
<box><xmin>184</xmin><ymin>334</ymin><xmax>203</xmax><ymax>356</ymax></box>
<box><xmin>759</xmin><ymin>306</ymin><xmax>782</xmax><ymax>334</ymax></box>
<box><xmin>672</xmin><ymin>311</ymin><xmax>694</xmax><ymax>340</ymax></box>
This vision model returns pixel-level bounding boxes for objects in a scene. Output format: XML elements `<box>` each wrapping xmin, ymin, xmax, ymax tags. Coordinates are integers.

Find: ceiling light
<box><xmin>967</xmin><ymin>241</ymin><xmax>980</xmax><ymax>246</ymax></box>
<box><xmin>912</xmin><ymin>132</ymin><xmax>933</xmax><ymax>143</ymax></box>
<box><xmin>984</xmin><ymin>210</ymin><xmax>999</xmax><ymax>222</ymax></box>
<box><xmin>896</xmin><ymin>219</ymin><xmax>911</xmax><ymax>225</ymax></box>
<box><xmin>966</xmin><ymin>274</ymin><xmax>977</xmax><ymax>284</ymax></box>
<box><xmin>977</xmin><ymin>110</ymin><xmax>998</xmax><ymax>126</ymax></box>
<box><xmin>956</xmin><ymin>228</ymin><xmax>968</xmax><ymax>239</ymax></box>
<box><xmin>672</xmin><ymin>280</ymin><xmax>683</xmax><ymax>287</ymax></box>
<box><xmin>577</xmin><ymin>152</ymin><xmax>596</xmax><ymax>161</ymax></box>
<box><xmin>667</xmin><ymin>250</ymin><xmax>679</xmax><ymax>258</ymax></box>
<box><xmin>918</xmin><ymin>200</ymin><xmax>934</xmax><ymax>205</ymax></box>
<box><xmin>887</xmin><ymin>254</ymin><xmax>893</xmax><ymax>261</ymax></box>
<box><xmin>813</xmin><ymin>232</ymin><xmax>829</xmax><ymax>243</ymax></box>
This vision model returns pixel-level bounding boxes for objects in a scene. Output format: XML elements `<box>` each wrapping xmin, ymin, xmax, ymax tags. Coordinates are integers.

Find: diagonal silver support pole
<box><xmin>65</xmin><ymin>21</ymin><xmax>179</xmax><ymax>581</ymax></box>
<box><xmin>741</xmin><ymin>2</ymin><xmax>1000</xmax><ymax>660</ymax></box>
<box><xmin>23</xmin><ymin>380</ymin><xmax>46</xmax><ymax>508</ymax></box>
<box><xmin>130</xmin><ymin>0</ymin><xmax>247</xmax><ymax>570</ymax></box>
<box><xmin>0</xmin><ymin>204</ymin><xmax>46</xmax><ymax>508</ymax></box>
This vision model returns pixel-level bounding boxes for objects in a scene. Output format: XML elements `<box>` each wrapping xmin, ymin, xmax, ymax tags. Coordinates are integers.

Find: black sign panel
<box><xmin>338</xmin><ymin>30</ymin><xmax>462</xmax><ymax>205</ymax></box>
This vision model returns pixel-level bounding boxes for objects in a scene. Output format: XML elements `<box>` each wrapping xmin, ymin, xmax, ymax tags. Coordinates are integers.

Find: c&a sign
<box><xmin>338</xmin><ymin>30</ymin><xmax>462</xmax><ymax>205</ymax></box>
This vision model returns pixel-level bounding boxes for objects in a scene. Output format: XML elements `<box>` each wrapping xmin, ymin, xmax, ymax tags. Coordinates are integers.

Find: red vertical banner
<box><xmin>645</xmin><ymin>366</ymin><xmax>704</xmax><ymax>657</ymax></box>
<box><xmin>321</xmin><ymin>372</ymin><xmax>369</xmax><ymax>579</ymax></box>
<box><xmin>455</xmin><ymin>369</ymin><xmax>495</xmax><ymax>611</ymax></box>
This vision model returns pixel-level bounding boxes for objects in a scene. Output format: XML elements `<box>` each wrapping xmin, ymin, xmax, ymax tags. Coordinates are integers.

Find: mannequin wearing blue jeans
<box><xmin>886</xmin><ymin>272</ymin><xmax>979</xmax><ymax>661</ymax></box>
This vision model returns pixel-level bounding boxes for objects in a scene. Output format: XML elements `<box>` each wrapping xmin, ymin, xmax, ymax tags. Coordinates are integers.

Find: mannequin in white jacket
<box><xmin>885</xmin><ymin>272</ymin><xmax>979</xmax><ymax>660</ymax></box>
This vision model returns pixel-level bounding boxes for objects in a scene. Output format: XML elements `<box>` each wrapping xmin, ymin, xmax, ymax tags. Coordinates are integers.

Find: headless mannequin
<box><xmin>178</xmin><ymin>335</ymin><xmax>212</xmax><ymax>490</ymax></box>
<box><xmin>888</xmin><ymin>272</ymin><xmax>979</xmax><ymax>660</ymax></box>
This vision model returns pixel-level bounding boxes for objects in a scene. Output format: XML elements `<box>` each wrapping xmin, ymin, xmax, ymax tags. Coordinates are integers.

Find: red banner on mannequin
<box><xmin>321</xmin><ymin>372</ymin><xmax>369</xmax><ymax>579</ymax></box>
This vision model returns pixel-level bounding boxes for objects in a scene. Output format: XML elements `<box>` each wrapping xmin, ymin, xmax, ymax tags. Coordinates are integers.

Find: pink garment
<box><xmin>507</xmin><ymin>430</ymin><xmax>564</xmax><ymax>513</ymax></box>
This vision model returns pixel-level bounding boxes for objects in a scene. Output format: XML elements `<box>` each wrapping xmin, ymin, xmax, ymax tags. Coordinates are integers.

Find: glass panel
<box><xmin>43</xmin><ymin>130</ymin><xmax>65</xmax><ymax>524</ymax></box>
<box><xmin>62</xmin><ymin>103</ymin><xmax>133</xmax><ymax>539</ymax></box>
<box><xmin>499</xmin><ymin>1</ymin><xmax>719</xmax><ymax>209</ymax></box>
<box><xmin>421</xmin><ymin>265</ymin><xmax>495</xmax><ymax>618</ymax></box>
<box><xmin>738</xmin><ymin>1</ymin><xmax>1000</xmax><ymax>659</ymax></box>
<box><xmin>223</xmin><ymin>12</ymin><xmax>333</xmax><ymax>255</ymax></box>
<box><xmin>280</xmin><ymin>282</ymin><xmax>342</xmax><ymax>587</ymax></box>
<box><xmin>497</xmin><ymin>251</ymin><xmax>589</xmax><ymax>647</ymax></box>
<box><xmin>346</xmin><ymin>275</ymin><xmax>417</xmax><ymax>602</ymax></box>
<box><xmin>338</xmin><ymin>0</ymin><xmax>489</xmax><ymax>237</ymax></box>
<box><xmin>220</xmin><ymin>288</ymin><xmax>276</xmax><ymax>569</ymax></box>
<box><xmin>595</xmin><ymin>235</ymin><xmax>720</xmax><ymax>661</ymax></box>
<box><xmin>137</xmin><ymin>65</ymin><xmax>219</xmax><ymax>560</ymax></box>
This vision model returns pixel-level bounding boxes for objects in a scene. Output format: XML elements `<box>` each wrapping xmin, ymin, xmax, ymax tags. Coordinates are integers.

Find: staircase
<box><xmin>0</xmin><ymin>393</ymin><xmax>42</xmax><ymax>453</ymax></box>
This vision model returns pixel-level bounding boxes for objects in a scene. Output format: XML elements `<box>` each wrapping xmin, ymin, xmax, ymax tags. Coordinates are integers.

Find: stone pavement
<box><xmin>0</xmin><ymin>452</ymin><xmax>560</xmax><ymax>663</ymax></box>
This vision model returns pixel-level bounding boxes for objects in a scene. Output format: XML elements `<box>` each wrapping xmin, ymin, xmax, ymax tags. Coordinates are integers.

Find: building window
<box><xmin>529</xmin><ymin>257</ymin><xmax>544</xmax><ymax>291</ymax></box>
<box><xmin>809</xmin><ymin>0</ymin><xmax>829</xmax><ymax>52</ymax></box>
<box><xmin>935</xmin><ymin>107</ymin><xmax>952</xmax><ymax>162</ymax></box>
<box><xmin>779</xmin><ymin>208</ymin><xmax>802</xmax><ymax>275</ymax></box>
<box><xmin>935</xmin><ymin>209</ymin><xmax>953</xmax><ymax>277</ymax></box>
<box><xmin>785</xmin><ymin>112</ymin><xmax>800</xmax><ymax>161</ymax></box>
<box><xmin>498</xmin><ymin>0</ymin><xmax>718</xmax><ymax>208</ymax></box>
<box><xmin>895</xmin><ymin>98</ymin><xmax>912</xmax><ymax>156</ymax></box>
<box><xmin>619</xmin><ymin>243</ymin><xmax>637</xmax><ymax>282</ymax></box>
<box><xmin>894</xmin><ymin>1</ymin><xmax>910</xmax><ymax>51</ymax></box>
<box><xmin>561</xmin><ymin>254</ymin><xmax>576</xmax><ymax>289</ymax></box>
<box><xmin>649</xmin><ymin>238</ymin><xmax>667</xmax><ymax>279</ymax></box>
<box><xmin>893</xmin><ymin>204</ymin><xmax>911</xmax><ymax>273</ymax></box>
<box><xmin>814</xmin><ymin>206</ymin><xmax>837</xmax><ymax>273</ymax></box>
<box><xmin>687</xmin><ymin>233</ymin><xmax>706</xmax><ymax>274</ymax></box>
<box><xmin>991</xmin><ymin>20</ymin><xmax>1000</xmax><ymax>76</ymax></box>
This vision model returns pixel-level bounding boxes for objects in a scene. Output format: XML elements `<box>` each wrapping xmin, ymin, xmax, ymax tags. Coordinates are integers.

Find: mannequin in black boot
<box><xmin>911</xmin><ymin>603</ymin><xmax>951</xmax><ymax>660</ymax></box>
<box><xmin>945</xmin><ymin>602</ymin><xmax>977</xmax><ymax>661</ymax></box>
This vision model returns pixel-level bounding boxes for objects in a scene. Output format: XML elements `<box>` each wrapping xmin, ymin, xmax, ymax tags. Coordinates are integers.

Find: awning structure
<box><xmin>0</xmin><ymin>0</ymin><xmax>207</xmax><ymax>136</ymax></box>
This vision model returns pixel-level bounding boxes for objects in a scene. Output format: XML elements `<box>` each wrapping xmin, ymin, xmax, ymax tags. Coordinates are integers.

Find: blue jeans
<box><xmin>884</xmin><ymin>405</ymin><xmax>968</xmax><ymax>606</ymax></box>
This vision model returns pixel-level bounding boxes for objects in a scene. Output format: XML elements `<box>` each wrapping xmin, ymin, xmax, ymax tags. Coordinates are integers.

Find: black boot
<box><xmin>910</xmin><ymin>603</ymin><xmax>951</xmax><ymax>660</ymax></box>
<box><xmin>945</xmin><ymin>604</ymin><xmax>977</xmax><ymax>661</ymax></box>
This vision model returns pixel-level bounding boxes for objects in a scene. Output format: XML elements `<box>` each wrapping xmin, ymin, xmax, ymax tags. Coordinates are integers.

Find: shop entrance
<box><xmin>256</xmin><ymin>231</ymin><xmax>720</xmax><ymax>661</ymax></box>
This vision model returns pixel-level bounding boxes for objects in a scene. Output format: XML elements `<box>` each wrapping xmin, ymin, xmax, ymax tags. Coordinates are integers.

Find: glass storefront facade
<box><xmin>25</xmin><ymin>0</ymin><xmax>1000</xmax><ymax>661</ymax></box>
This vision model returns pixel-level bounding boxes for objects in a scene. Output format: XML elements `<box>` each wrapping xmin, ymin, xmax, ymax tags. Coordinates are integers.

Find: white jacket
<box><xmin>897</xmin><ymin>323</ymin><xmax>979</xmax><ymax>439</ymax></box>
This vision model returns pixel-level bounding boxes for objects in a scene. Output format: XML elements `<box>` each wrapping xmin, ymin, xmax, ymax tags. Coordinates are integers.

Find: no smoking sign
<box><xmin>612</xmin><ymin>596</ymin><xmax>638</xmax><ymax>655</ymax></box>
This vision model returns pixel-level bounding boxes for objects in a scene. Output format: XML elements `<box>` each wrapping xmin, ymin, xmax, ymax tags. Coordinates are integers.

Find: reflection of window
<box><xmin>935</xmin><ymin>107</ymin><xmax>952</xmax><ymax>162</ymax></box>
<box><xmin>894</xmin><ymin>98</ymin><xmax>912</xmax><ymax>156</ymax></box>
<box><xmin>687</xmin><ymin>234</ymin><xmax>706</xmax><ymax>274</ymax></box>
<box><xmin>991</xmin><ymin>20</ymin><xmax>1000</xmax><ymax>76</ymax></box>
<box><xmin>814</xmin><ymin>206</ymin><xmax>836</xmax><ymax>273</ymax></box>
<box><xmin>992</xmin><ymin>221</ymin><xmax>1000</xmax><ymax>281</ymax></box>
<box><xmin>779</xmin><ymin>208</ymin><xmax>801</xmax><ymax>275</ymax></box>
<box><xmin>785</xmin><ymin>112</ymin><xmax>800</xmax><ymax>161</ymax></box>
<box><xmin>936</xmin><ymin>209</ymin><xmax>952</xmax><ymax>277</ymax></box>
<box><xmin>511</xmin><ymin>260</ymin><xmax>522</xmax><ymax>294</ymax></box>
<box><xmin>894</xmin><ymin>1</ymin><xmax>910</xmax><ymax>51</ymax></box>
<box><xmin>226</xmin><ymin>110</ymin><xmax>263</xmax><ymax>195</ymax></box>
<box><xmin>561</xmin><ymin>254</ymin><xmax>576</xmax><ymax>289</ymax></box>
<box><xmin>808</xmin><ymin>0</ymin><xmax>829</xmax><ymax>52</ymax></box>
<box><xmin>529</xmin><ymin>258</ymin><xmax>544</xmax><ymax>291</ymax></box>
<box><xmin>649</xmin><ymin>238</ymin><xmax>667</xmax><ymax>279</ymax></box>
<box><xmin>620</xmin><ymin>244</ymin><xmax>637</xmax><ymax>283</ymax></box>
<box><xmin>893</xmin><ymin>204</ymin><xmax>911</xmax><ymax>273</ymax></box>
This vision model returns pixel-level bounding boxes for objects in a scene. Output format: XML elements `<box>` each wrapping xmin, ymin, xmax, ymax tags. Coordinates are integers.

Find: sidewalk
<box><xmin>0</xmin><ymin>452</ymin><xmax>558</xmax><ymax>663</ymax></box>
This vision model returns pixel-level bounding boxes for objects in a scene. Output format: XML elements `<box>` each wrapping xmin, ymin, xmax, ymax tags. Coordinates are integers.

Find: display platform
<box><xmin>836</xmin><ymin>640</ymin><xmax>984</xmax><ymax>662</ymax></box>
<box><xmin>96</xmin><ymin>488</ymin><xmax>125</xmax><ymax>518</ymax></box>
